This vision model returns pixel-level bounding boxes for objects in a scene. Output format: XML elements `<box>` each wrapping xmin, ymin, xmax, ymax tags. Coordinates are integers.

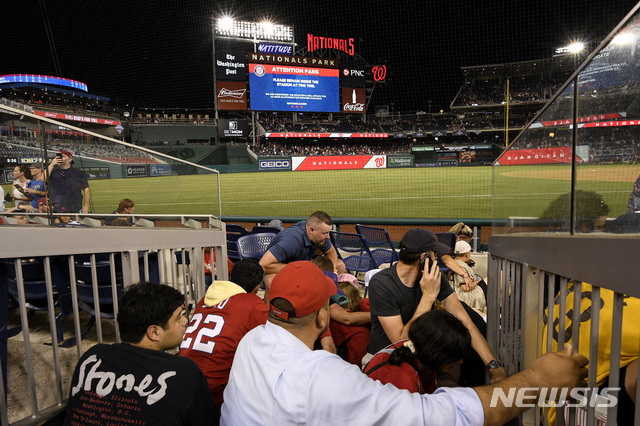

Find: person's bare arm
<box><xmin>320</xmin><ymin>335</ymin><xmax>337</xmax><ymax>354</ymax></box>
<box><xmin>441</xmin><ymin>293</ymin><xmax>507</xmax><ymax>383</ymax></box>
<box><xmin>441</xmin><ymin>254</ymin><xmax>475</xmax><ymax>291</ymax></box>
<box><xmin>474</xmin><ymin>344</ymin><xmax>588</xmax><ymax>426</ymax></box>
<box><xmin>330</xmin><ymin>304</ymin><xmax>370</xmax><ymax>325</ymax></box>
<box><xmin>82</xmin><ymin>187</ymin><xmax>90</xmax><ymax>213</ymax></box>
<box><xmin>259</xmin><ymin>250</ymin><xmax>287</xmax><ymax>275</ymax></box>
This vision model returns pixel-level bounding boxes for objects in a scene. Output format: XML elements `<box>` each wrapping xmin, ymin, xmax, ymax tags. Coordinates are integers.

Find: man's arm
<box><xmin>259</xmin><ymin>250</ymin><xmax>287</xmax><ymax>275</ymax></box>
<box><xmin>474</xmin><ymin>344</ymin><xmax>588</xmax><ymax>426</ymax></box>
<box><xmin>441</xmin><ymin>293</ymin><xmax>508</xmax><ymax>383</ymax></box>
<box><xmin>330</xmin><ymin>304</ymin><xmax>370</xmax><ymax>326</ymax></box>
<box><xmin>45</xmin><ymin>157</ymin><xmax>62</xmax><ymax>182</ymax></box>
<box><xmin>441</xmin><ymin>254</ymin><xmax>475</xmax><ymax>290</ymax></box>
<box><xmin>82</xmin><ymin>187</ymin><xmax>90</xmax><ymax>213</ymax></box>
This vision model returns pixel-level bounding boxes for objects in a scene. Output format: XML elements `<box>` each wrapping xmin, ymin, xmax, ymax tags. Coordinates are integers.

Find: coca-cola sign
<box><xmin>342</xmin><ymin>87</ymin><xmax>366</xmax><ymax>114</ymax></box>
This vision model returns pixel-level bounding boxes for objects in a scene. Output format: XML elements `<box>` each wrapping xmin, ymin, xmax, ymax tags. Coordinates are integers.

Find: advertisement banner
<box><xmin>258</xmin><ymin>158</ymin><xmax>292</xmax><ymax>171</ymax></box>
<box><xmin>125</xmin><ymin>165</ymin><xmax>146</xmax><ymax>177</ymax></box>
<box><xmin>497</xmin><ymin>147</ymin><xmax>577</xmax><ymax>165</ymax></box>
<box><xmin>341</xmin><ymin>87</ymin><xmax>365</xmax><ymax>114</ymax></box>
<box><xmin>257</xmin><ymin>43</ymin><xmax>292</xmax><ymax>55</ymax></box>
<box><xmin>459</xmin><ymin>151</ymin><xmax>476</xmax><ymax>163</ymax></box>
<box><xmin>34</xmin><ymin>111</ymin><xmax>120</xmax><ymax>126</ymax></box>
<box><xmin>215</xmin><ymin>40</ymin><xmax>248</xmax><ymax>81</ymax></box>
<box><xmin>264</xmin><ymin>132</ymin><xmax>387</xmax><ymax>138</ymax></box>
<box><xmin>340</xmin><ymin>60</ymin><xmax>366</xmax><ymax>87</ymax></box>
<box><xmin>437</xmin><ymin>159</ymin><xmax>458</xmax><ymax>167</ymax></box>
<box><xmin>150</xmin><ymin>164</ymin><xmax>171</xmax><ymax>176</ymax></box>
<box><xmin>217</xmin><ymin>81</ymin><xmax>247</xmax><ymax>111</ymax></box>
<box><xmin>218</xmin><ymin>119</ymin><xmax>249</xmax><ymax>138</ymax></box>
<box><xmin>19</xmin><ymin>157</ymin><xmax>43</xmax><ymax>164</ymax></box>
<box><xmin>292</xmin><ymin>155</ymin><xmax>386</xmax><ymax>171</ymax></box>
<box><xmin>80</xmin><ymin>167</ymin><xmax>110</xmax><ymax>180</ymax></box>
<box><xmin>388</xmin><ymin>155</ymin><xmax>414</xmax><ymax>168</ymax></box>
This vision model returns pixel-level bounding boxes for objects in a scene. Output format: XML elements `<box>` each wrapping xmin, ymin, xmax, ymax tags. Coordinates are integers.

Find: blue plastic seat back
<box><xmin>329</xmin><ymin>231</ymin><xmax>377</xmax><ymax>273</ymax></box>
<box><xmin>237</xmin><ymin>233</ymin><xmax>276</xmax><ymax>260</ymax></box>
<box><xmin>251</xmin><ymin>225</ymin><xmax>282</xmax><ymax>234</ymax></box>
<box><xmin>355</xmin><ymin>225</ymin><xmax>399</xmax><ymax>267</ymax></box>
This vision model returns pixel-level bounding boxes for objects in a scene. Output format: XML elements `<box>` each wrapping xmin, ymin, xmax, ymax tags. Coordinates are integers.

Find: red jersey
<box><xmin>179</xmin><ymin>292</ymin><xmax>268</xmax><ymax>407</ymax></box>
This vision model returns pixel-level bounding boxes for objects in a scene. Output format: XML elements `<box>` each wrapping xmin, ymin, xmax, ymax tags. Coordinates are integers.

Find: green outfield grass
<box><xmin>3</xmin><ymin>163</ymin><xmax>637</xmax><ymax>219</ymax></box>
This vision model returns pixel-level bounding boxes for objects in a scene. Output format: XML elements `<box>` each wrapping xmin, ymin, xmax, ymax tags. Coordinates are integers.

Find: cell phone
<box><xmin>420</xmin><ymin>254</ymin><xmax>433</xmax><ymax>271</ymax></box>
<box><xmin>14</xmin><ymin>184</ymin><xmax>24</xmax><ymax>193</ymax></box>
<box><xmin>56</xmin><ymin>153</ymin><xmax>62</xmax><ymax>158</ymax></box>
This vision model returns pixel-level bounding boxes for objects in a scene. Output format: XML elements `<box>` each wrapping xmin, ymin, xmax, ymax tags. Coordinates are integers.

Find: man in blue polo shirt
<box><xmin>260</xmin><ymin>211</ymin><xmax>345</xmax><ymax>299</ymax></box>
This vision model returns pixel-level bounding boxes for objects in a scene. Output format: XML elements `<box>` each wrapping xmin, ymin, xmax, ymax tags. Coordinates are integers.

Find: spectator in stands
<box><xmin>23</xmin><ymin>163</ymin><xmax>46</xmax><ymax>208</ymax></box>
<box><xmin>65</xmin><ymin>282</ymin><xmax>218</xmax><ymax>425</ymax></box>
<box><xmin>363</xmin><ymin>310</ymin><xmax>471</xmax><ymax>393</ymax></box>
<box><xmin>366</xmin><ymin>229</ymin><xmax>507</xmax><ymax>386</ymax></box>
<box><xmin>46</xmin><ymin>151</ymin><xmax>90</xmax><ymax>213</ymax></box>
<box><xmin>0</xmin><ymin>185</ymin><xmax>5</xmax><ymax>212</ymax></box>
<box><xmin>10</xmin><ymin>165</ymin><xmax>32</xmax><ymax>209</ymax></box>
<box><xmin>105</xmin><ymin>198</ymin><xmax>135</xmax><ymax>226</ymax></box>
<box><xmin>440</xmin><ymin>222</ymin><xmax>478</xmax><ymax>292</ymax></box>
<box><xmin>259</xmin><ymin>211</ymin><xmax>345</xmax><ymax>300</ymax></box>
<box><xmin>330</xmin><ymin>273</ymin><xmax>372</xmax><ymax>366</ymax></box>
<box><xmin>221</xmin><ymin>260</ymin><xmax>588</xmax><ymax>426</ymax></box>
<box><xmin>204</xmin><ymin>247</ymin><xmax>234</xmax><ymax>287</ymax></box>
<box><xmin>451</xmin><ymin>241</ymin><xmax>487</xmax><ymax>315</ymax></box>
<box><xmin>180</xmin><ymin>260</ymin><xmax>267</xmax><ymax>409</ymax></box>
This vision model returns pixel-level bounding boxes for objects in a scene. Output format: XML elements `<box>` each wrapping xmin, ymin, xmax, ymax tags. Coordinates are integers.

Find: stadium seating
<box><xmin>225</xmin><ymin>224</ymin><xmax>250</xmax><ymax>263</ymax></box>
<box><xmin>251</xmin><ymin>225</ymin><xmax>282</xmax><ymax>234</ymax></box>
<box><xmin>236</xmin><ymin>233</ymin><xmax>276</xmax><ymax>260</ymax></box>
<box><xmin>329</xmin><ymin>231</ymin><xmax>377</xmax><ymax>277</ymax></box>
<box><xmin>434</xmin><ymin>232</ymin><xmax>457</xmax><ymax>272</ymax></box>
<box><xmin>354</xmin><ymin>224</ymin><xmax>399</xmax><ymax>268</ymax></box>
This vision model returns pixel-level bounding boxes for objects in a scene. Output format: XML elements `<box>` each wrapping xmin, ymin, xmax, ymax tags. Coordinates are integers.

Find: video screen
<box><xmin>249</xmin><ymin>63</ymin><xmax>339</xmax><ymax>112</ymax></box>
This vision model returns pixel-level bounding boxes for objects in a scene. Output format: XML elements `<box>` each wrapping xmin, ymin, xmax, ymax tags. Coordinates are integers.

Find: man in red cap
<box><xmin>221</xmin><ymin>261</ymin><xmax>588</xmax><ymax>426</ymax></box>
<box><xmin>45</xmin><ymin>150</ymin><xmax>91</xmax><ymax>213</ymax></box>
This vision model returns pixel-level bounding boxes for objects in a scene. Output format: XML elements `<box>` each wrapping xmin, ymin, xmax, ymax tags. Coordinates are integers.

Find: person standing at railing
<box><xmin>23</xmin><ymin>162</ymin><xmax>46</xmax><ymax>208</ymax></box>
<box><xmin>45</xmin><ymin>150</ymin><xmax>91</xmax><ymax>214</ymax></box>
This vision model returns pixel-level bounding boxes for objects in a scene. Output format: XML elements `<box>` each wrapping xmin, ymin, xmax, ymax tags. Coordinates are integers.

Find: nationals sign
<box><xmin>292</xmin><ymin>155</ymin><xmax>386</xmax><ymax>171</ymax></box>
<box><xmin>496</xmin><ymin>147</ymin><xmax>581</xmax><ymax>165</ymax></box>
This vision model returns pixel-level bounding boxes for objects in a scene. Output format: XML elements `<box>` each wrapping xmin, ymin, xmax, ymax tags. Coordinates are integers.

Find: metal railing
<box><xmin>0</xmin><ymin>221</ymin><xmax>228</xmax><ymax>425</ymax></box>
<box><xmin>488</xmin><ymin>233</ymin><xmax>640</xmax><ymax>426</ymax></box>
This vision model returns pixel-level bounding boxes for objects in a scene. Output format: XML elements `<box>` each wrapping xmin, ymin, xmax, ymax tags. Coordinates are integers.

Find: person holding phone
<box><xmin>45</xmin><ymin>150</ymin><xmax>90</xmax><ymax>213</ymax></box>
<box><xmin>366</xmin><ymin>228</ymin><xmax>507</xmax><ymax>386</ymax></box>
<box><xmin>10</xmin><ymin>165</ymin><xmax>33</xmax><ymax>208</ymax></box>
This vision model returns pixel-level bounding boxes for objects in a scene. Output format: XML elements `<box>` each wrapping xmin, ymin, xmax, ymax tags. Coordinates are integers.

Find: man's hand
<box><xmin>529</xmin><ymin>344</ymin><xmax>588</xmax><ymax>391</ymax></box>
<box><xmin>81</xmin><ymin>206</ymin><xmax>89</xmax><ymax>214</ymax></box>
<box><xmin>419</xmin><ymin>256</ymin><xmax>441</xmax><ymax>302</ymax></box>
<box><xmin>464</xmin><ymin>275</ymin><xmax>475</xmax><ymax>290</ymax></box>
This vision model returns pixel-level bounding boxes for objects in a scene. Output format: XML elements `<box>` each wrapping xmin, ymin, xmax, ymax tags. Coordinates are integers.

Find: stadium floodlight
<box><xmin>554</xmin><ymin>41</ymin><xmax>585</xmax><ymax>55</ymax></box>
<box><xmin>612</xmin><ymin>32</ymin><xmax>635</xmax><ymax>45</ymax></box>
<box><xmin>214</xmin><ymin>17</ymin><xmax>293</xmax><ymax>42</ymax></box>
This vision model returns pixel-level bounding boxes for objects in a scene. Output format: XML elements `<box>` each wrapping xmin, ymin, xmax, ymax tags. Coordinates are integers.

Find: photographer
<box><xmin>45</xmin><ymin>150</ymin><xmax>90</xmax><ymax>213</ymax></box>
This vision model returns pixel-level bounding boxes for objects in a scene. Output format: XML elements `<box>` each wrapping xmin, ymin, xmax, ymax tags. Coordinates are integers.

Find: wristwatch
<box><xmin>486</xmin><ymin>360</ymin><xmax>502</xmax><ymax>371</ymax></box>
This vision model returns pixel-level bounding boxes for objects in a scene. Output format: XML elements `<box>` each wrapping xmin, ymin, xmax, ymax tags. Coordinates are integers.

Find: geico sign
<box><xmin>260</xmin><ymin>160</ymin><xmax>291</xmax><ymax>169</ymax></box>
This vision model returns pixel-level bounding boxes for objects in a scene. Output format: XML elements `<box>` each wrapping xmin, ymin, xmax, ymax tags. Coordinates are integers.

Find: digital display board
<box><xmin>0</xmin><ymin>74</ymin><xmax>88</xmax><ymax>92</ymax></box>
<box><xmin>249</xmin><ymin>63</ymin><xmax>339</xmax><ymax>112</ymax></box>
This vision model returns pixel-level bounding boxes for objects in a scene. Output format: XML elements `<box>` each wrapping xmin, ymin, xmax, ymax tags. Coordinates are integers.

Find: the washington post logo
<box><xmin>490</xmin><ymin>387</ymin><xmax>619</xmax><ymax>408</ymax></box>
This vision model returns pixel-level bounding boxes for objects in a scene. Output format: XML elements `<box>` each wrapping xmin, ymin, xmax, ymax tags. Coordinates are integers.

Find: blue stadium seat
<box><xmin>355</xmin><ymin>224</ymin><xmax>399</xmax><ymax>268</ymax></box>
<box><xmin>329</xmin><ymin>231</ymin><xmax>377</xmax><ymax>276</ymax></box>
<box><xmin>434</xmin><ymin>232</ymin><xmax>457</xmax><ymax>272</ymax></box>
<box><xmin>237</xmin><ymin>233</ymin><xmax>276</xmax><ymax>261</ymax></box>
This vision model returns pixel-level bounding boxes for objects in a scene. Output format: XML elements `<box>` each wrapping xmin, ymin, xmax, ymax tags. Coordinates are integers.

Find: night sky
<box><xmin>3</xmin><ymin>1</ymin><xmax>638</xmax><ymax>112</ymax></box>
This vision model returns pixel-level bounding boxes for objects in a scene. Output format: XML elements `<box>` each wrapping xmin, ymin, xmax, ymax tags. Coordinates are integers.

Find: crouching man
<box><xmin>65</xmin><ymin>282</ymin><xmax>218</xmax><ymax>425</ymax></box>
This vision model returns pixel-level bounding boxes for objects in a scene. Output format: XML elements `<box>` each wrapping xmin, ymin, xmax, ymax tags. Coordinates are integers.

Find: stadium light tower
<box><xmin>555</xmin><ymin>41</ymin><xmax>586</xmax><ymax>70</ymax></box>
<box><xmin>211</xmin><ymin>15</ymin><xmax>295</xmax><ymax>145</ymax></box>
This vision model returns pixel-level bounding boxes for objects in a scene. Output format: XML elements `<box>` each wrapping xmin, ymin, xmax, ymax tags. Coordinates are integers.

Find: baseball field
<box><xmin>4</xmin><ymin>163</ymin><xmax>635</xmax><ymax>220</ymax></box>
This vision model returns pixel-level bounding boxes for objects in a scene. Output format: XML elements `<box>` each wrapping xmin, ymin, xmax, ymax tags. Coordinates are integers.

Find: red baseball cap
<box><xmin>59</xmin><ymin>150</ymin><xmax>73</xmax><ymax>158</ymax></box>
<box><xmin>269</xmin><ymin>261</ymin><xmax>337</xmax><ymax>320</ymax></box>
